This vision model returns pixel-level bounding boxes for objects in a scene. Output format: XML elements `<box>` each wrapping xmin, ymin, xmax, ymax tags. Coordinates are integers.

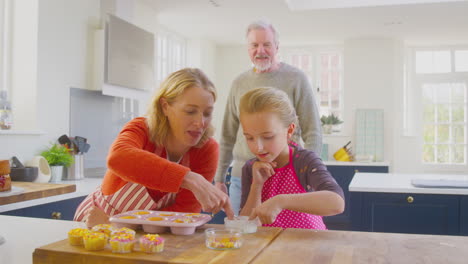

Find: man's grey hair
<box><xmin>246</xmin><ymin>19</ymin><xmax>279</xmax><ymax>46</ymax></box>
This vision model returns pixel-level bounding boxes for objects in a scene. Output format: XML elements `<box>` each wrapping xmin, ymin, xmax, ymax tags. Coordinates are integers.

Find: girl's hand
<box><xmin>249</xmin><ymin>195</ymin><xmax>283</xmax><ymax>225</ymax></box>
<box><xmin>84</xmin><ymin>206</ymin><xmax>110</xmax><ymax>228</ymax></box>
<box><xmin>251</xmin><ymin>161</ymin><xmax>276</xmax><ymax>186</ymax></box>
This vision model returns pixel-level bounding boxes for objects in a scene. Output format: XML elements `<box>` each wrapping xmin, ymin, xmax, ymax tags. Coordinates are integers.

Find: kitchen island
<box><xmin>350</xmin><ymin>172</ymin><xmax>468</xmax><ymax>235</ymax></box>
<box><xmin>2</xmin><ymin>215</ymin><xmax>468</xmax><ymax>264</ymax></box>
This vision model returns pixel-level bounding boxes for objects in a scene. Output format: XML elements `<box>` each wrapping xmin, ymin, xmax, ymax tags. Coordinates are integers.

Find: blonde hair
<box><xmin>239</xmin><ymin>87</ymin><xmax>297</xmax><ymax>127</ymax></box>
<box><xmin>146</xmin><ymin>68</ymin><xmax>216</xmax><ymax>147</ymax></box>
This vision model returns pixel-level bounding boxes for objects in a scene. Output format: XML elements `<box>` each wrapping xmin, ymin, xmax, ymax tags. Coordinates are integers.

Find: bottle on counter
<box><xmin>0</xmin><ymin>90</ymin><xmax>13</xmax><ymax>130</ymax></box>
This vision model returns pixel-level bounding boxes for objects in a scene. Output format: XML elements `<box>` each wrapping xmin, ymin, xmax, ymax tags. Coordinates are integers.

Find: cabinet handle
<box><xmin>355</xmin><ymin>169</ymin><xmax>359</xmax><ymax>173</ymax></box>
<box><xmin>407</xmin><ymin>196</ymin><xmax>414</xmax><ymax>203</ymax></box>
<box><xmin>51</xmin><ymin>212</ymin><xmax>62</xmax><ymax>220</ymax></box>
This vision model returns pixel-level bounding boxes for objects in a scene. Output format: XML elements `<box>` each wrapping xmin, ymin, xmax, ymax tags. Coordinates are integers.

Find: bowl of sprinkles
<box><xmin>205</xmin><ymin>228</ymin><xmax>243</xmax><ymax>250</ymax></box>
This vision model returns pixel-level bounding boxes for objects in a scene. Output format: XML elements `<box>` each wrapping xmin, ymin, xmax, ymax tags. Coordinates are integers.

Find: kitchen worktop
<box><xmin>2</xmin><ymin>215</ymin><xmax>468</xmax><ymax>264</ymax></box>
<box><xmin>350</xmin><ymin>172</ymin><xmax>468</xmax><ymax>195</ymax></box>
<box><xmin>324</xmin><ymin>161</ymin><xmax>390</xmax><ymax>166</ymax></box>
<box><xmin>0</xmin><ymin>178</ymin><xmax>102</xmax><ymax>213</ymax></box>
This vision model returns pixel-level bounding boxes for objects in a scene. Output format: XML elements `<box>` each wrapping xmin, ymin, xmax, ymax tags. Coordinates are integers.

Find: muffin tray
<box><xmin>109</xmin><ymin>210</ymin><xmax>212</xmax><ymax>235</ymax></box>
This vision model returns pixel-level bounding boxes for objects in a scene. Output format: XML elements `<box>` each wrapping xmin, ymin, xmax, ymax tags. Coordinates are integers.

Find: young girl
<box><xmin>239</xmin><ymin>87</ymin><xmax>344</xmax><ymax>229</ymax></box>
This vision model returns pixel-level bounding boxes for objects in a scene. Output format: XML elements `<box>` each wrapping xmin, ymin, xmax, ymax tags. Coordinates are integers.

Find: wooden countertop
<box><xmin>0</xmin><ymin>181</ymin><xmax>76</xmax><ymax>206</ymax></box>
<box><xmin>251</xmin><ymin>228</ymin><xmax>468</xmax><ymax>264</ymax></box>
<box><xmin>33</xmin><ymin>224</ymin><xmax>282</xmax><ymax>264</ymax></box>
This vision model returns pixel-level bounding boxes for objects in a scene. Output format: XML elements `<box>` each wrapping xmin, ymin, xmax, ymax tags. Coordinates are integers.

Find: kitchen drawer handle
<box><xmin>52</xmin><ymin>211</ymin><xmax>62</xmax><ymax>220</ymax></box>
<box><xmin>407</xmin><ymin>196</ymin><xmax>414</xmax><ymax>203</ymax></box>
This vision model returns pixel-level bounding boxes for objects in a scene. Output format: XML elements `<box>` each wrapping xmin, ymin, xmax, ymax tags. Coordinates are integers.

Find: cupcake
<box><xmin>111</xmin><ymin>227</ymin><xmax>136</xmax><ymax>239</ymax></box>
<box><xmin>140</xmin><ymin>234</ymin><xmax>165</xmax><ymax>253</ymax></box>
<box><xmin>68</xmin><ymin>228</ymin><xmax>90</xmax><ymax>246</ymax></box>
<box><xmin>91</xmin><ymin>224</ymin><xmax>114</xmax><ymax>237</ymax></box>
<box><xmin>83</xmin><ymin>232</ymin><xmax>107</xmax><ymax>251</ymax></box>
<box><xmin>109</xmin><ymin>234</ymin><xmax>135</xmax><ymax>253</ymax></box>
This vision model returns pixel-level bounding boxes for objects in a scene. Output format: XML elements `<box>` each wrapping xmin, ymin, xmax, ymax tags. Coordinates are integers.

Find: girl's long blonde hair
<box><xmin>239</xmin><ymin>87</ymin><xmax>297</xmax><ymax>127</ymax></box>
<box><xmin>146</xmin><ymin>68</ymin><xmax>217</xmax><ymax>148</ymax></box>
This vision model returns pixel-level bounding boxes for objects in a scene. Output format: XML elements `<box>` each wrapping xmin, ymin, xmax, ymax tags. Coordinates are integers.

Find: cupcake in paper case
<box><xmin>68</xmin><ymin>228</ymin><xmax>90</xmax><ymax>246</ymax></box>
<box><xmin>91</xmin><ymin>224</ymin><xmax>114</xmax><ymax>237</ymax></box>
<box><xmin>140</xmin><ymin>234</ymin><xmax>165</xmax><ymax>253</ymax></box>
<box><xmin>109</xmin><ymin>234</ymin><xmax>135</xmax><ymax>253</ymax></box>
<box><xmin>83</xmin><ymin>232</ymin><xmax>107</xmax><ymax>251</ymax></box>
<box><xmin>111</xmin><ymin>227</ymin><xmax>136</xmax><ymax>240</ymax></box>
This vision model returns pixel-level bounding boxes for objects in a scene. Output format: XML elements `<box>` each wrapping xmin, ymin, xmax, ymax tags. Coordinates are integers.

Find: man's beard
<box><xmin>254</xmin><ymin>56</ymin><xmax>272</xmax><ymax>72</ymax></box>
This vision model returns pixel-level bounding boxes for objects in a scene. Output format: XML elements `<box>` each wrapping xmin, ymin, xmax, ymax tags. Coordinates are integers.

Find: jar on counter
<box><xmin>0</xmin><ymin>90</ymin><xmax>13</xmax><ymax>130</ymax></box>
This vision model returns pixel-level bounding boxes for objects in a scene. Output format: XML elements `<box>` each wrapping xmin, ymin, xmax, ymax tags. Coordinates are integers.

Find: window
<box><xmin>412</xmin><ymin>48</ymin><xmax>468</xmax><ymax>165</ymax></box>
<box><xmin>154</xmin><ymin>30</ymin><xmax>186</xmax><ymax>87</ymax></box>
<box><xmin>281</xmin><ymin>49</ymin><xmax>344</xmax><ymax>127</ymax></box>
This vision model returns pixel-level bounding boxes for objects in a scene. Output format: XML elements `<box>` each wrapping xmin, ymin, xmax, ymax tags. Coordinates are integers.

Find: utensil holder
<box><xmin>65</xmin><ymin>154</ymin><xmax>84</xmax><ymax>180</ymax></box>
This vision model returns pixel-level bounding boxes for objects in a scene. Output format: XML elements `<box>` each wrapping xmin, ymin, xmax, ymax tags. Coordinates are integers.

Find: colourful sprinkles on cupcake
<box><xmin>111</xmin><ymin>227</ymin><xmax>136</xmax><ymax>239</ymax></box>
<box><xmin>109</xmin><ymin>234</ymin><xmax>135</xmax><ymax>253</ymax></box>
<box><xmin>68</xmin><ymin>228</ymin><xmax>90</xmax><ymax>246</ymax></box>
<box><xmin>140</xmin><ymin>234</ymin><xmax>165</xmax><ymax>253</ymax></box>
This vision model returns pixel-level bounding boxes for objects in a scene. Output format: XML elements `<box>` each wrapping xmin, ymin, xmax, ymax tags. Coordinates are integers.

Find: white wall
<box><xmin>0</xmin><ymin>0</ymin><xmax>100</xmax><ymax>163</ymax></box>
<box><xmin>212</xmin><ymin>45</ymin><xmax>250</xmax><ymax>141</ymax></box>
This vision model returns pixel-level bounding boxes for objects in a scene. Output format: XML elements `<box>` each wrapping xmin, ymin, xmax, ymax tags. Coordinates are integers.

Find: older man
<box><xmin>215</xmin><ymin>19</ymin><xmax>322</xmax><ymax>214</ymax></box>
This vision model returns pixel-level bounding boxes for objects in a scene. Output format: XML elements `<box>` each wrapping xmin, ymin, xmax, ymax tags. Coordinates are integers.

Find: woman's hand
<box><xmin>249</xmin><ymin>195</ymin><xmax>284</xmax><ymax>225</ymax></box>
<box><xmin>251</xmin><ymin>161</ymin><xmax>276</xmax><ymax>186</ymax></box>
<box><xmin>182</xmin><ymin>171</ymin><xmax>235</xmax><ymax>219</ymax></box>
<box><xmin>84</xmin><ymin>205</ymin><xmax>110</xmax><ymax>228</ymax></box>
<box><xmin>214</xmin><ymin>182</ymin><xmax>228</xmax><ymax>194</ymax></box>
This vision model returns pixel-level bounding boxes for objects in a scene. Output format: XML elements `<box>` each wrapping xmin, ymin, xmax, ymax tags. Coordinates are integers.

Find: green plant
<box><xmin>40</xmin><ymin>143</ymin><xmax>74</xmax><ymax>167</ymax></box>
<box><xmin>320</xmin><ymin>114</ymin><xmax>343</xmax><ymax>125</ymax></box>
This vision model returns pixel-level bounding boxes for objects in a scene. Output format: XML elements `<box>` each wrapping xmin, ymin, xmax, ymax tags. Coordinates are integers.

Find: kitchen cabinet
<box><xmin>0</xmin><ymin>196</ymin><xmax>86</xmax><ymax>220</ymax></box>
<box><xmin>323</xmin><ymin>164</ymin><xmax>389</xmax><ymax>230</ymax></box>
<box><xmin>351</xmin><ymin>192</ymin><xmax>461</xmax><ymax>235</ymax></box>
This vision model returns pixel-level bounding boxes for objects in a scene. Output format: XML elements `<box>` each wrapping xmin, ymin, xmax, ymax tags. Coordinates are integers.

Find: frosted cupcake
<box><xmin>140</xmin><ymin>234</ymin><xmax>165</xmax><ymax>253</ymax></box>
<box><xmin>91</xmin><ymin>224</ymin><xmax>114</xmax><ymax>237</ymax></box>
<box><xmin>83</xmin><ymin>232</ymin><xmax>107</xmax><ymax>251</ymax></box>
<box><xmin>111</xmin><ymin>227</ymin><xmax>136</xmax><ymax>240</ymax></box>
<box><xmin>109</xmin><ymin>234</ymin><xmax>135</xmax><ymax>253</ymax></box>
<box><xmin>68</xmin><ymin>228</ymin><xmax>90</xmax><ymax>246</ymax></box>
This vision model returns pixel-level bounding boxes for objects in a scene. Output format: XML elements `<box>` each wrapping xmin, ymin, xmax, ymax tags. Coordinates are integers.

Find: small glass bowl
<box><xmin>224</xmin><ymin>216</ymin><xmax>258</xmax><ymax>233</ymax></box>
<box><xmin>205</xmin><ymin>228</ymin><xmax>243</xmax><ymax>250</ymax></box>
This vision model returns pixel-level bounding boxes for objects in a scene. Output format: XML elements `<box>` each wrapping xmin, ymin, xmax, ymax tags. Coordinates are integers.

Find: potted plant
<box><xmin>320</xmin><ymin>114</ymin><xmax>343</xmax><ymax>134</ymax></box>
<box><xmin>40</xmin><ymin>143</ymin><xmax>73</xmax><ymax>182</ymax></box>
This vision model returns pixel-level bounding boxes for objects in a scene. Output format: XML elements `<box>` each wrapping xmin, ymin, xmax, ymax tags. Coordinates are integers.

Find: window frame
<box><xmin>408</xmin><ymin>46</ymin><xmax>468</xmax><ymax>172</ymax></box>
<box><xmin>280</xmin><ymin>46</ymin><xmax>344</xmax><ymax>133</ymax></box>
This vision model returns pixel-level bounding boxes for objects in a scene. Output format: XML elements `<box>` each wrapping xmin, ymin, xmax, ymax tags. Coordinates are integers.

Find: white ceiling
<box><xmin>144</xmin><ymin>0</ymin><xmax>468</xmax><ymax>46</ymax></box>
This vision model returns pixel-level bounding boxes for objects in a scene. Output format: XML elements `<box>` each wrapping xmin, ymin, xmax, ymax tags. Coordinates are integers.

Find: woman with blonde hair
<box><xmin>75</xmin><ymin>68</ymin><xmax>234</xmax><ymax>227</ymax></box>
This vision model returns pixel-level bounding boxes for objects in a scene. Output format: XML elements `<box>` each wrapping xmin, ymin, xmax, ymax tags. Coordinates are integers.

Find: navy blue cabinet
<box><xmin>351</xmin><ymin>192</ymin><xmax>467</xmax><ymax>235</ymax></box>
<box><xmin>460</xmin><ymin>196</ymin><xmax>468</xmax><ymax>236</ymax></box>
<box><xmin>323</xmin><ymin>165</ymin><xmax>388</xmax><ymax>230</ymax></box>
<box><xmin>0</xmin><ymin>196</ymin><xmax>86</xmax><ymax>220</ymax></box>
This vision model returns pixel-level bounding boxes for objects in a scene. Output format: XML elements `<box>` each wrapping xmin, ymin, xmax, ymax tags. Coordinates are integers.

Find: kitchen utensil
<box><xmin>58</xmin><ymin>134</ymin><xmax>72</xmax><ymax>149</ymax></box>
<box><xmin>10</xmin><ymin>167</ymin><xmax>38</xmax><ymax>182</ymax></box>
<box><xmin>10</xmin><ymin>156</ymin><xmax>25</xmax><ymax>168</ymax></box>
<box><xmin>81</xmin><ymin>143</ymin><xmax>90</xmax><ymax>153</ymax></box>
<box><xmin>25</xmin><ymin>156</ymin><xmax>51</xmax><ymax>183</ymax></box>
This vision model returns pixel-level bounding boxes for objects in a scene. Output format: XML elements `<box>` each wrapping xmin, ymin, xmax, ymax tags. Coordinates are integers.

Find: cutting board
<box><xmin>33</xmin><ymin>224</ymin><xmax>282</xmax><ymax>264</ymax></box>
<box><xmin>0</xmin><ymin>181</ymin><xmax>76</xmax><ymax>205</ymax></box>
<box><xmin>251</xmin><ymin>228</ymin><xmax>468</xmax><ymax>264</ymax></box>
